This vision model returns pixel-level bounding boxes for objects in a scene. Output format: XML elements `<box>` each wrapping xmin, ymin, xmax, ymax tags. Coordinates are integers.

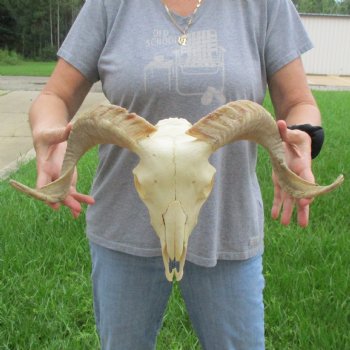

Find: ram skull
<box><xmin>10</xmin><ymin>101</ymin><xmax>344</xmax><ymax>281</ymax></box>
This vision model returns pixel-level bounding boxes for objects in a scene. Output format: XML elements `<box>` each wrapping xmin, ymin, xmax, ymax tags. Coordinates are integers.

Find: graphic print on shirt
<box><xmin>144</xmin><ymin>29</ymin><xmax>226</xmax><ymax>106</ymax></box>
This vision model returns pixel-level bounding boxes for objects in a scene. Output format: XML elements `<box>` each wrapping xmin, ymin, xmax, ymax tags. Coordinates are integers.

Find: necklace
<box><xmin>163</xmin><ymin>0</ymin><xmax>203</xmax><ymax>46</ymax></box>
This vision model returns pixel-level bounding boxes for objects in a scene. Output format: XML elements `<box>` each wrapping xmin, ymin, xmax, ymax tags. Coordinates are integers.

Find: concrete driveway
<box><xmin>0</xmin><ymin>77</ymin><xmax>105</xmax><ymax>179</ymax></box>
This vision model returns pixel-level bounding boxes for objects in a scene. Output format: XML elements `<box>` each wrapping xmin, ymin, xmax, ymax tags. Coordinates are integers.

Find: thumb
<box><xmin>41</xmin><ymin>123</ymin><xmax>72</xmax><ymax>146</ymax></box>
<box><xmin>277</xmin><ymin>119</ymin><xmax>309</xmax><ymax>145</ymax></box>
<box><xmin>276</xmin><ymin>120</ymin><xmax>289</xmax><ymax>142</ymax></box>
<box><xmin>276</xmin><ymin>120</ymin><xmax>304</xmax><ymax>158</ymax></box>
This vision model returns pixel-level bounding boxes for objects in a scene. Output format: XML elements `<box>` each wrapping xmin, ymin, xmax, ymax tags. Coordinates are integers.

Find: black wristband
<box><xmin>287</xmin><ymin>124</ymin><xmax>324</xmax><ymax>159</ymax></box>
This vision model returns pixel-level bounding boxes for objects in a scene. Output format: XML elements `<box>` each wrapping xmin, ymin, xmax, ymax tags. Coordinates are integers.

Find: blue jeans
<box><xmin>90</xmin><ymin>242</ymin><xmax>265</xmax><ymax>350</ymax></box>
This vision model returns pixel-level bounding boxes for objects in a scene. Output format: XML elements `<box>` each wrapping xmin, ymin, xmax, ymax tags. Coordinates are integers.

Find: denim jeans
<box><xmin>90</xmin><ymin>241</ymin><xmax>265</xmax><ymax>350</ymax></box>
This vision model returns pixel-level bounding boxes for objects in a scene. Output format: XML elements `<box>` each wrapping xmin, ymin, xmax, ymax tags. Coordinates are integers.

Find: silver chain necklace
<box><xmin>163</xmin><ymin>0</ymin><xmax>203</xmax><ymax>46</ymax></box>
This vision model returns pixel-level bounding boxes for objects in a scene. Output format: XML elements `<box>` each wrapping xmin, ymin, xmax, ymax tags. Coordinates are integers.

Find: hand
<box><xmin>271</xmin><ymin>120</ymin><xmax>314</xmax><ymax>227</ymax></box>
<box><xmin>34</xmin><ymin>124</ymin><xmax>95</xmax><ymax>218</ymax></box>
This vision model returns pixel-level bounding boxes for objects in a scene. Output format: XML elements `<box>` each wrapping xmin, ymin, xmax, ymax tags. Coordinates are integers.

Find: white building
<box><xmin>301</xmin><ymin>14</ymin><xmax>350</xmax><ymax>76</ymax></box>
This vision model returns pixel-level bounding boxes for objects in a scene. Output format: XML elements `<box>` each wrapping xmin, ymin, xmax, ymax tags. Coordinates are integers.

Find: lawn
<box><xmin>0</xmin><ymin>61</ymin><xmax>56</xmax><ymax>77</ymax></box>
<box><xmin>0</xmin><ymin>91</ymin><xmax>349</xmax><ymax>349</ymax></box>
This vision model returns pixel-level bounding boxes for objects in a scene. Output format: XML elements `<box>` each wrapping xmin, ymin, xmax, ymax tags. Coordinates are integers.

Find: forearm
<box><xmin>270</xmin><ymin>85</ymin><xmax>321</xmax><ymax>126</ymax></box>
<box><xmin>29</xmin><ymin>92</ymin><xmax>70</xmax><ymax>141</ymax></box>
<box><xmin>268</xmin><ymin>58</ymin><xmax>322</xmax><ymax>127</ymax></box>
<box><xmin>29</xmin><ymin>58</ymin><xmax>92</xmax><ymax>143</ymax></box>
<box><xmin>280</xmin><ymin>102</ymin><xmax>321</xmax><ymax>127</ymax></box>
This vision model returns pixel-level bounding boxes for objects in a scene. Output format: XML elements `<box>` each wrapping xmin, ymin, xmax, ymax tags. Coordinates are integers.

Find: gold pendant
<box><xmin>178</xmin><ymin>34</ymin><xmax>187</xmax><ymax>46</ymax></box>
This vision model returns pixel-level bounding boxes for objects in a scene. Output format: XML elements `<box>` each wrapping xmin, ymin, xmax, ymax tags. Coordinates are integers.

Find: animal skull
<box><xmin>133</xmin><ymin>118</ymin><xmax>216</xmax><ymax>280</ymax></box>
<box><xmin>10</xmin><ymin>101</ymin><xmax>344</xmax><ymax>281</ymax></box>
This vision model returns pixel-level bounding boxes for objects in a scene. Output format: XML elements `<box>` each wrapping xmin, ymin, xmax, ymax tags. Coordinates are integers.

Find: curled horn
<box><xmin>187</xmin><ymin>100</ymin><xmax>344</xmax><ymax>198</ymax></box>
<box><xmin>10</xmin><ymin>104</ymin><xmax>157</xmax><ymax>203</ymax></box>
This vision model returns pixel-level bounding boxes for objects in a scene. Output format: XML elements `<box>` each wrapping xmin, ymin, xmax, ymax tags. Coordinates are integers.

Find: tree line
<box><xmin>0</xmin><ymin>0</ymin><xmax>349</xmax><ymax>60</ymax></box>
<box><xmin>0</xmin><ymin>0</ymin><xmax>84</xmax><ymax>60</ymax></box>
<box><xmin>294</xmin><ymin>0</ymin><xmax>350</xmax><ymax>14</ymax></box>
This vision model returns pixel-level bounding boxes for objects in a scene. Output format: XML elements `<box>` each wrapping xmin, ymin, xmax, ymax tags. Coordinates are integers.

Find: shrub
<box><xmin>0</xmin><ymin>49</ymin><xmax>23</xmax><ymax>65</ymax></box>
<box><xmin>39</xmin><ymin>46</ymin><xmax>57</xmax><ymax>61</ymax></box>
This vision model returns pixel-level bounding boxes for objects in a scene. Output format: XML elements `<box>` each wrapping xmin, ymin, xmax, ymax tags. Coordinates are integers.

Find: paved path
<box><xmin>1</xmin><ymin>75</ymin><xmax>350</xmax><ymax>179</ymax></box>
<box><xmin>0</xmin><ymin>77</ymin><xmax>106</xmax><ymax>179</ymax></box>
<box><xmin>307</xmin><ymin>75</ymin><xmax>350</xmax><ymax>90</ymax></box>
<box><xmin>0</xmin><ymin>76</ymin><xmax>103</xmax><ymax>92</ymax></box>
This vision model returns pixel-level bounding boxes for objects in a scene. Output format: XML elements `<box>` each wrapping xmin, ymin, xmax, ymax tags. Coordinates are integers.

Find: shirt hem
<box><xmin>87</xmin><ymin>232</ymin><xmax>264</xmax><ymax>268</ymax></box>
<box><xmin>57</xmin><ymin>48</ymin><xmax>100</xmax><ymax>83</ymax></box>
<box><xmin>267</xmin><ymin>42</ymin><xmax>313</xmax><ymax>78</ymax></box>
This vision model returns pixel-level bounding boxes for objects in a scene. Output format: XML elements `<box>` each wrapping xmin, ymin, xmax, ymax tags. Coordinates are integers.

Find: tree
<box><xmin>1</xmin><ymin>0</ymin><xmax>349</xmax><ymax>60</ymax></box>
<box><xmin>292</xmin><ymin>0</ymin><xmax>350</xmax><ymax>14</ymax></box>
<box><xmin>0</xmin><ymin>0</ymin><xmax>84</xmax><ymax>59</ymax></box>
<box><xmin>0</xmin><ymin>4</ymin><xmax>17</xmax><ymax>49</ymax></box>
<box><xmin>337</xmin><ymin>0</ymin><xmax>350</xmax><ymax>13</ymax></box>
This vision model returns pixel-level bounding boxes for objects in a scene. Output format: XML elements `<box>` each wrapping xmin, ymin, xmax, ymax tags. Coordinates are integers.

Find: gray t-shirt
<box><xmin>58</xmin><ymin>0</ymin><xmax>312</xmax><ymax>267</ymax></box>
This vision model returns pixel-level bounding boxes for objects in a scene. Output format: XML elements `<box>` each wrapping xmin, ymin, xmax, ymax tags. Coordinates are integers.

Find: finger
<box><xmin>48</xmin><ymin>202</ymin><xmax>61</xmax><ymax>210</ymax></box>
<box><xmin>62</xmin><ymin>196</ymin><xmax>83</xmax><ymax>217</ymax></box>
<box><xmin>62</xmin><ymin>192</ymin><xmax>95</xmax><ymax>218</ymax></box>
<box><xmin>71</xmin><ymin>209</ymin><xmax>81</xmax><ymax>219</ymax></box>
<box><xmin>280</xmin><ymin>195</ymin><xmax>295</xmax><ymax>226</ymax></box>
<box><xmin>40</xmin><ymin>123</ymin><xmax>72</xmax><ymax>147</ymax></box>
<box><xmin>70</xmin><ymin>205</ymin><xmax>82</xmax><ymax>219</ymax></box>
<box><xmin>71</xmin><ymin>192</ymin><xmax>95</xmax><ymax>205</ymax></box>
<box><xmin>277</xmin><ymin>120</ymin><xmax>301</xmax><ymax>144</ymax></box>
<box><xmin>298</xmin><ymin>197</ymin><xmax>313</xmax><ymax>207</ymax></box>
<box><xmin>271</xmin><ymin>187</ymin><xmax>283</xmax><ymax>220</ymax></box>
<box><xmin>297</xmin><ymin>200</ymin><xmax>309</xmax><ymax>227</ymax></box>
<box><xmin>271</xmin><ymin>171</ymin><xmax>283</xmax><ymax>220</ymax></box>
<box><xmin>36</xmin><ymin>172</ymin><xmax>62</xmax><ymax>210</ymax></box>
<box><xmin>277</xmin><ymin>120</ymin><xmax>304</xmax><ymax>158</ymax></box>
<box><xmin>53</xmin><ymin>123</ymin><xmax>72</xmax><ymax>143</ymax></box>
<box><xmin>277</xmin><ymin>119</ymin><xmax>288</xmax><ymax>141</ymax></box>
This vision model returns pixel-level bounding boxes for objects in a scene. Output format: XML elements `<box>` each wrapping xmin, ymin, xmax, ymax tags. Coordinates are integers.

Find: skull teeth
<box><xmin>168</xmin><ymin>258</ymin><xmax>180</xmax><ymax>273</ymax></box>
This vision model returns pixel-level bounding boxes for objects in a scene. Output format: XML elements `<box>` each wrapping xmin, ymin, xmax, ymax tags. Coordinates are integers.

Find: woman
<box><xmin>29</xmin><ymin>0</ymin><xmax>322</xmax><ymax>348</ymax></box>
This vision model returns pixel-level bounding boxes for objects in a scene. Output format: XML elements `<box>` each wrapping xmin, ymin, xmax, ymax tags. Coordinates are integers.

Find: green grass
<box><xmin>260</xmin><ymin>90</ymin><xmax>349</xmax><ymax>349</ymax></box>
<box><xmin>0</xmin><ymin>61</ymin><xmax>56</xmax><ymax>77</ymax></box>
<box><xmin>1</xmin><ymin>91</ymin><xmax>349</xmax><ymax>349</ymax></box>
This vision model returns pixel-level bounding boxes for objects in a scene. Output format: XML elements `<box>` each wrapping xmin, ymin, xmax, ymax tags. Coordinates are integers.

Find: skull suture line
<box><xmin>10</xmin><ymin>101</ymin><xmax>344</xmax><ymax>281</ymax></box>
